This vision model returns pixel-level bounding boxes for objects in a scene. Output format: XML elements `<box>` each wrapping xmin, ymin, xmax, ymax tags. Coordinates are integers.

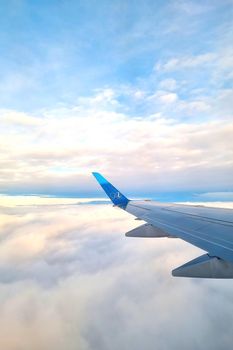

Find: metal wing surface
<box><xmin>126</xmin><ymin>201</ymin><xmax>233</xmax><ymax>263</ymax></box>
<box><xmin>92</xmin><ymin>172</ymin><xmax>233</xmax><ymax>278</ymax></box>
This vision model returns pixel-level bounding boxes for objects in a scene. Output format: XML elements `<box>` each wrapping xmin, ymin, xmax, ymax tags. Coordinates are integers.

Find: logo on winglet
<box><xmin>111</xmin><ymin>191</ymin><xmax>122</xmax><ymax>200</ymax></box>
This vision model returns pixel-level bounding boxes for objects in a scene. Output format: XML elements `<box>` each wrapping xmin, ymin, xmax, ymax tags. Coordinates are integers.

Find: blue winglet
<box><xmin>92</xmin><ymin>172</ymin><xmax>129</xmax><ymax>208</ymax></box>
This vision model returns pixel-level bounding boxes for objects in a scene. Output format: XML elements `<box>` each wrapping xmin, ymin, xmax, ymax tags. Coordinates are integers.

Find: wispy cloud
<box><xmin>155</xmin><ymin>53</ymin><xmax>217</xmax><ymax>72</ymax></box>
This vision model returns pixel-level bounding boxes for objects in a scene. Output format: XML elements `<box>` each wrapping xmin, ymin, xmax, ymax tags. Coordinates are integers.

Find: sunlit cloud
<box><xmin>0</xmin><ymin>198</ymin><xmax>232</xmax><ymax>350</ymax></box>
<box><xmin>0</xmin><ymin>96</ymin><xmax>232</xmax><ymax>195</ymax></box>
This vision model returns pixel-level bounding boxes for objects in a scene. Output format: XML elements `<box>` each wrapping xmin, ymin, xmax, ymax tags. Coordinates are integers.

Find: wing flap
<box><xmin>125</xmin><ymin>223</ymin><xmax>176</xmax><ymax>238</ymax></box>
<box><xmin>172</xmin><ymin>254</ymin><xmax>233</xmax><ymax>278</ymax></box>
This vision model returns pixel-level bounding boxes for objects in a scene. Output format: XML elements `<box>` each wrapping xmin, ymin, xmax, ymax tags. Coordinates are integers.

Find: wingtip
<box><xmin>92</xmin><ymin>172</ymin><xmax>99</xmax><ymax>179</ymax></box>
<box><xmin>92</xmin><ymin>172</ymin><xmax>107</xmax><ymax>185</ymax></box>
<box><xmin>92</xmin><ymin>172</ymin><xmax>129</xmax><ymax>207</ymax></box>
<box><xmin>92</xmin><ymin>171</ymin><xmax>102</xmax><ymax>177</ymax></box>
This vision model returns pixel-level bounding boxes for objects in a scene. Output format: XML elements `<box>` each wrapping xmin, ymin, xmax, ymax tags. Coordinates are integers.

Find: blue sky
<box><xmin>1</xmin><ymin>0</ymin><xmax>232</xmax><ymax>110</ymax></box>
<box><xmin>0</xmin><ymin>0</ymin><xmax>232</xmax><ymax>199</ymax></box>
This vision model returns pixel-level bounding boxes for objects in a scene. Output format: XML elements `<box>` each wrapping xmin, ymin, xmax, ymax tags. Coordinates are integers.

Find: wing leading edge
<box><xmin>92</xmin><ymin>172</ymin><xmax>233</xmax><ymax>278</ymax></box>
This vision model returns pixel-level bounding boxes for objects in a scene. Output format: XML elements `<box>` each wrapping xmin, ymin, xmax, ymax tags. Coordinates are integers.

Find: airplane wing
<box><xmin>92</xmin><ymin>172</ymin><xmax>233</xmax><ymax>278</ymax></box>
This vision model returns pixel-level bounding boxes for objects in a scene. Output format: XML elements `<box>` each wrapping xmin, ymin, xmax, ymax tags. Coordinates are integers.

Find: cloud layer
<box><xmin>0</xmin><ymin>198</ymin><xmax>233</xmax><ymax>350</ymax></box>
<box><xmin>1</xmin><ymin>98</ymin><xmax>233</xmax><ymax>195</ymax></box>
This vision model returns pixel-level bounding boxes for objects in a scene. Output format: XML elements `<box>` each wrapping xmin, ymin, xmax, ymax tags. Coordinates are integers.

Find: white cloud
<box><xmin>0</xmin><ymin>199</ymin><xmax>233</xmax><ymax>349</ymax></box>
<box><xmin>158</xmin><ymin>92</ymin><xmax>178</xmax><ymax>103</ymax></box>
<box><xmin>155</xmin><ymin>53</ymin><xmax>216</xmax><ymax>72</ymax></box>
<box><xmin>158</xmin><ymin>78</ymin><xmax>177</xmax><ymax>91</ymax></box>
<box><xmin>213</xmin><ymin>89</ymin><xmax>233</xmax><ymax>118</ymax></box>
<box><xmin>0</xmin><ymin>91</ymin><xmax>233</xmax><ymax>194</ymax></box>
<box><xmin>133</xmin><ymin>90</ymin><xmax>146</xmax><ymax>99</ymax></box>
<box><xmin>147</xmin><ymin>90</ymin><xmax>178</xmax><ymax>104</ymax></box>
<box><xmin>77</xmin><ymin>88</ymin><xmax>119</xmax><ymax>108</ymax></box>
<box><xmin>178</xmin><ymin>100</ymin><xmax>210</xmax><ymax>113</ymax></box>
<box><xmin>154</xmin><ymin>47</ymin><xmax>233</xmax><ymax>96</ymax></box>
<box><xmin>1</xmin><ymin>109</ymin><xmax>42</xmax><ymax>126</ymax></box>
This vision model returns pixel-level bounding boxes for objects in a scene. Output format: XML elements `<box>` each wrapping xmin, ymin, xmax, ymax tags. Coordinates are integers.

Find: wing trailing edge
<box><xmin>172</xmin><ymin>254</ymin><xmax>233</xmax><ymax>278</ymax></box>
<box><xmin>125</xmin><ymin>223</ymin><xmax>176</xmax><ymax>238</ymax></box>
